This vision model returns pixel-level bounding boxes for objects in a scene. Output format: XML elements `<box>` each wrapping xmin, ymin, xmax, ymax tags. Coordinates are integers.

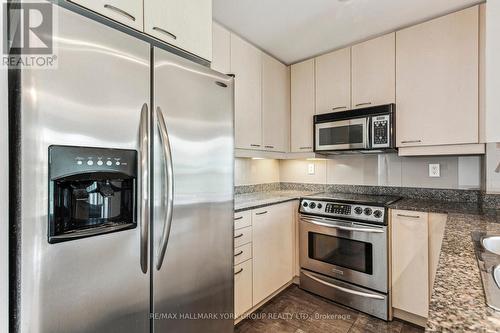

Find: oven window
<box><xmin>318</xmin><ymin>124</ymin><xmax>364</xmax><ymax>146</ymax></box>
<box><xmin>308</xmin><ymin>232</ymin><xmax>373</xmax><ymax>274</ymax></box>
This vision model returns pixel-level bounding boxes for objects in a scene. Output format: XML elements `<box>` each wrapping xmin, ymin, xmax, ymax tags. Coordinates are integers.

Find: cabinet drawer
<box><xmin>234</xmin><ymin>211</ymin><xmax>252</xmax><ymax>230</ymax></box>
<box><xmin>234</xmin><ymin>243</ymin><xmax>252</xmax><ymax>266</ymax></box>
<box><xmin>234</xmin><ymin>259</ymin><xmax>252</xmax><ymax>318</ymax></box>
<box><xmin>234</xmin><ymin>226</ymin><xmax>252</xmax><ymax>248</ymax></box>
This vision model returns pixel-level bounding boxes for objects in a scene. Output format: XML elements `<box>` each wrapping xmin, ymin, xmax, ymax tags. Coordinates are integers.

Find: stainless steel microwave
<box><xmin>314</xmin><ymin>104</ymin><xmax>396</xmax><ymax>153</ymax></box>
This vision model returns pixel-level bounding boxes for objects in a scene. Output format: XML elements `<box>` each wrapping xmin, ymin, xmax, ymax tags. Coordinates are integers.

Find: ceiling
<box><xmin>213</xmin><ymin>0</ymin><xmax>483</xmax><ymax>64</ymax></box>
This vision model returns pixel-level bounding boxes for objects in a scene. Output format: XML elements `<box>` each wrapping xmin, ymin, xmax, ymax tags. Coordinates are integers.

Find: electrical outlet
<box><xmin>429</xmin><ymin>164</ymin><xmax>440</xmax><ymax>178</ymax></box>
<box><xmin>308</xmin><ymin>163</ymin><xmax>315</xmax><ymax>175</ymax></box>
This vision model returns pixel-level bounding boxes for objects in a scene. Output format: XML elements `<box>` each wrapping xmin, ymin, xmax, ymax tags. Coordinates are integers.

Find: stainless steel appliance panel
<box><xmin>152</xmin><ymin>47</ymin><xmax>234</xmax><ymax>333</ymax></box>
<box><xmin>315</xmin><ymin>118</ymin><xmax>368</xmax><ymax>151</ymax></box>
<box><xmin>300</xmin><ymin>270</ymin><xmax>389</xmax><ymax>320</ymax></box>
<box><xmin>18</xmin><ymin>6</ymin><xmax>150</xmax><ymax>333</ymax></box>
<box><xmin>300</xmin><ymin>215</ymin><xmax>388</xmax><ymax>292</ymax></box>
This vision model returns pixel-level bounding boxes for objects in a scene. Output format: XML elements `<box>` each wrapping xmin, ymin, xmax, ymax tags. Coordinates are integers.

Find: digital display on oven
<box><xmin>325</xmin><ymin>204</ymin><xmax>351</xmax><ymax>215</ymax></box>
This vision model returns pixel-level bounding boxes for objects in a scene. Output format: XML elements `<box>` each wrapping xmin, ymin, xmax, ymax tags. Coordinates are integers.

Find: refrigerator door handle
<box><xmin>139</xmin><ymin>103</ymin><xmax>150</xmax><ymax>274</ymax></box>
<box><xmin>156</xmin><ymin>107</ymin><xmax>174</xmax><ymax>270</ymax></box>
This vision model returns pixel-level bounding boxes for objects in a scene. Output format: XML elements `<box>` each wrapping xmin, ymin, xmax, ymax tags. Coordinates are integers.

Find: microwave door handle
<box><xmin>156</xmin><ymin>107</ymin><xmax>174</xmax><ymax>270</ymax></box>
<box><xmin>301</xmin><ymin>217</ymin><xmax>384</xmax><ymax>233</ymax></box>
<box><xmin>139</xmin><ymin>103</ymin><xmax>150</xmax><ymax>274</ymax></box>
<box><xmin>365</xmin><ymin>117</ymin><xmax>371</xmax><ymax>149</ymax></box>
<box><xmin>302</xmin><ymin>271</ymin><xmax>385</xmax><ymax>300</ymax></box>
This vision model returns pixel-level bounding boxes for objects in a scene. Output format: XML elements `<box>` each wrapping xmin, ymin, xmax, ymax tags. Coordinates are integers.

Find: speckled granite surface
<box><xmin>388</xmin><ymin>198</ymin><xmax>484</xmax><ymax>215</ymax></box>
<box><xmin>425</xmin><ymin>212</ymin><xmax>500</xmax><ymax>333</ymax></box>
<box><xmin>234</xmin><ymin>190</ymin><xmax>318</xmax><ymax>212</ymax></box>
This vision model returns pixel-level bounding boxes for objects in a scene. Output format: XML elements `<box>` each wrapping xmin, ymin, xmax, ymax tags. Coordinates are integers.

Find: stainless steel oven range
<box><xmin>299</xmin><ymin>193</ymin><xmax>401</xmax><ymax>320</ymax></box>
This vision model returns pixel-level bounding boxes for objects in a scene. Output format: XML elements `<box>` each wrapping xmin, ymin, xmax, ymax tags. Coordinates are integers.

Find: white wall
<box><xmin>279</xmin><ymin>154</ymin><xmax>481</xmax><ymax>189</ymax></box>
<box><xmin>485</xmin><ymin>143</ymin><xmax>500</xmax><ymax>194</ymax></box>
<box><xmin>1</xmin><ymin>1</ymin><xmax>9</xmax><ymax>330</ymax></box>
<box><xmin>234</xmin><ymin>158</ymin><xmax>280</xmax><ymax>185</ymax></box>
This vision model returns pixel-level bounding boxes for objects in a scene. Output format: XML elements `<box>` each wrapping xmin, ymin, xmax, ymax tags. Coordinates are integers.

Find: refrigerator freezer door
<box><xmin>16</xmin><ymin>5</ymin><xmax>150</xmax><ymax>333</ymax></box>
<box><xmin>152</xmin><ymin>47</ymin><xmax>234</xmax><ymax>333</ymax></box>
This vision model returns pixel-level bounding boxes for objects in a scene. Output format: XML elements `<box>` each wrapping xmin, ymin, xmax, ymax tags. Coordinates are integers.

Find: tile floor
<box><xmin>235</xmin><ymin>285</ymin><xmax>423</xmax><ymax>333</ymax></box>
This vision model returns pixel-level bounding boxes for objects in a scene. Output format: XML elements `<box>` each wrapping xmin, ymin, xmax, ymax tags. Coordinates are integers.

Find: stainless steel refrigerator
<box><xmin>10</xmin><ymin>4</ymin><xmax>234</xmax><ymax>333</ymax></box>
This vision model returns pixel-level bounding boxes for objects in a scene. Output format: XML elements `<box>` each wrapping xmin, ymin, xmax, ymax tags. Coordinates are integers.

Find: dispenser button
<box><xmin>87</xmin><ymin>160</ymin><xmax>94</xmax><ymax>166</ymax></box>
<box><xmin>106</xmin><ymin>161</ymin><xmax>112</xmax><ymax>166</ymax></box>
<box><xmin>77</xmin><ymin>161</ymin><xmax>83</xmax><ymax>165</ymax></box>
<box><xmin>97</xmin><ymin>161</ymin><xmax>103</xmax><ymax>166</ymax></box>
<box><xmin>115</xmin><ymin>161</ymin><xmax>121</xmax><ymax>166</ymax></box>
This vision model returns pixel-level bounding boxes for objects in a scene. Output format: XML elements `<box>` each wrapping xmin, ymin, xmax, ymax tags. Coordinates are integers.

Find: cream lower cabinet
<box><xmin>391</xmin><ymin>209</ymin><xmax>447</xmax><ymax>325</ymax></box>
<box><xmin>234</xmin><ymin>212</ymin><xmax>253</xmax><ymax>318</ymax></box>
<box><xmin>252</xmin><ymin>202</ymin><xmax>294</xmax><ymax>306</ymax></box>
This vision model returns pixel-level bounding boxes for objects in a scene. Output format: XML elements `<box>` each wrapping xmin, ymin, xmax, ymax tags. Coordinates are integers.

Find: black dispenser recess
<box><xmin>48</xmin><ymin>145</ymin><xmax>138</xmax><ymax>244</ymax></box>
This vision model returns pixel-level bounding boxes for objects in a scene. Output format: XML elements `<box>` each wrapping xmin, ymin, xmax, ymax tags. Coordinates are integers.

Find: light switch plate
<box><xmin>429</xmin><ymin>164</ymin><xmax>440</xmax><ymax>177</ymax></box>
<box><xmin>308</xmin><ymin>163</ymin><xmax>315</xmax><ymax>175</ymax></box>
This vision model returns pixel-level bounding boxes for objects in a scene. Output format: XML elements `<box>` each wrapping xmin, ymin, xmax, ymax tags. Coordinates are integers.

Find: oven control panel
<box><xmin>299</xmin><ymin>199</ymin><xmax>386</xmax><ymax>224</ymax></box>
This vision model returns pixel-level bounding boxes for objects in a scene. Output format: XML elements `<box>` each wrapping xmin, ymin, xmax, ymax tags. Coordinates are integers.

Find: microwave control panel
<box><xmin>371</xmin><ymin>114</ymin><xmax>391</xmax><ymax>148</ymax></box>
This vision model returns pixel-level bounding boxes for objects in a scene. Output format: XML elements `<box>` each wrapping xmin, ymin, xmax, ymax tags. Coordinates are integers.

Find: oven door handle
<box><xmin>301</xmin><ymin>217</ymin><xmax>384</xmax><ymax>233</ymax></box>
<box><xmin>302</xmin><ymin>271</ymin><xmax>385</xmax><ymax>300</ymax></box>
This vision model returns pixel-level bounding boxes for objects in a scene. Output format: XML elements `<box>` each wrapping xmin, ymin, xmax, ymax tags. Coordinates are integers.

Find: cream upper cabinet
<box><xmin>70</xmin><ymin>0</ymin><xmax>144</xmax><ymax>31</ymax></box>
<box><xmin>252</xmin><ymin>203</ymin><xmax>293</xmax><ymax>306</ymax></box>
<box><xmin>144</xmin><ymin>0</ymin><xmax>212</xmax><ymax>61</ymax></box>
<box><xmin>211</xmin><ymin>22</ymin><xmax>231</xmax><ymax>74</ymax></box>
<box><xmin>315</xmin><ymin>47</ymin><xmax>351</xmax><ymax>114</ymax></box>
<box><xmin>396</xmin><ymin>6</ymin><xmax>479</xmax><ymax>147</ymax></box>
<box><xmin>231</xmin><ymin>35</ymin><xmax>262</xmax><ymax>150</ymax></box>
<box><xmin>291</xmin><ymin>59</ymin><xmax>315</xmax><ymax>152</ymax></box>
<box><xmin>262</xmin><ymin>54</ymin><xmax>290</xmax><ymax>152</ymax></box>
<box><xmin>392</xmin><ymin>210</ymin><xmax>429</xmax><ymax>318</ymax></box>
<box><xmin>352</xmin><ymin>33</ymin><xmax>395</xmax><ymax>109</ymax></box>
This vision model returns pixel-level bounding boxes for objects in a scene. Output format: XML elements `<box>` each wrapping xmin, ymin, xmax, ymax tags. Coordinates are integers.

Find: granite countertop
<box><xmin>234</xmin><ymin>190</ymin><xmax>318</xmax><ymax>212</ymax></box>
<box><xmin>388</xmin><ymin>198</ymin><xmax>484</xmax><ymax>215</ymax></box>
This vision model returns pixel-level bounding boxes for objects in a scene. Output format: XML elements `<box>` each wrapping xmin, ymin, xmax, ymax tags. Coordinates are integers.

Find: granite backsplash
<box><xmin>235</xmin><ymin>182</ymin><xmax>500</xmax><ymax>209</ymax></box>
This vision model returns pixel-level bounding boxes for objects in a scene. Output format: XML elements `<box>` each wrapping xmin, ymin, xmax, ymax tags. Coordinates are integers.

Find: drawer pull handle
<box><xmin>250</xmin><ymin>144</ymin><xmax>261</xmax><ymax>147</ymax></box>
<box><xmin>234</xmin><ymin>216</ymin><xmax>243</xmax><ymax>221</ymax></box>
<box><xmin>332</xmin><ymin>106</ymin><xmax>348</xmax><ymax>111</ymax></box>
<box><xmin>234</xmin><ymin>233</ymin><xmax>244</xmax><ymax>239</ymax></box>
<box><xmin>234</xmin><ymin>268</ymin><xmax>244</xmax><ymax>275</ymax></box>
<box><xmin>255</xmin><ymin>211</ymin><xmax>268</xmax><ymax>215</ymax></box>
<box><xmin>103</xmin><ymin>4</ymin><xmax>135</xmax><ymax>21</ymax></box>
<box><xmin>265</xmin><ymin>145</ymin><xmax>274</xmax><ymax>149</ymax></box>
<box><xmin>397</xmin><ymin>214</ymin><xmax>421</xmax><ymax>219</ymax></box>
<box><xmin>299</xmin><ymin>147</ymin><xmax>312</xmax><ymax>150</ymax></box>
<box><xmin>234</xmin><ymin>250</ymin><xmax>244</xmax><ymax>257</ymax></box>
<box><xmin>153</xmin><ymin>26</ymin><xmax>177</xmax><ymax>40</ymax></box>
<box><xmin>401</xmin><ymin>140</ymin><xmax>422</xmax><ymax>144</ymax></box>
<box><xmin>355</xmin><ymin>102</ymin><xmax>372</xmax><ymax>107</ymax></box>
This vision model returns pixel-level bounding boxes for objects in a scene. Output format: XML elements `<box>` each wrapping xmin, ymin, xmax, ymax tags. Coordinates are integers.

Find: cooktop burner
<box><xmin>299</xmin><ymin>192</ymin><xmax>402</xmax><ymax>225</ymax></box>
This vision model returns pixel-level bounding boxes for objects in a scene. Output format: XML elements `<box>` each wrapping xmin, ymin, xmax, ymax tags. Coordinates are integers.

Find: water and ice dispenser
<box><xmin>48</xmin><ymin>145</ymin><xmax>138</xmax><ymax>243</ymax></box>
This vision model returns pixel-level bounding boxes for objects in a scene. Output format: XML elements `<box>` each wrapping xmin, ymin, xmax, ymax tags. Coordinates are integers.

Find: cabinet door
<box><xmin>262</xmin><ymin>54</ymin><xmax>290</xmax><ymax>152</ymax></box>
<box><xmin>291</xmin><ymin>59</ymin><xmax>315</xmax><ymax>152</ymax></box>
<box><xmin>231</xmin><ymin>34</ymin><xmax>262</xmax><ymax>149</ymax></box>
<box><xmin>352</xmin><ymin>33</ymin><xmax>395</xmax><ymax>109</ymax></box>
<box><xmin>234</xmin><ymin>259</ymin><xmax>252</xmax><ymax>318</ymax></box>
<box><xmin>252</xmin><ymin>203</ymin><xmax>293</xmax><ymax>305</ymax></box>
<box><xmin>144</xmin><ymin>0</ymin><xmax>212</xmax><ymax>61</ymax></box>
<box><xmin>396</xmin><ymin>6</ymin><xmax>479</xmax><ymax>147</ymax></box>
<box><xmin>70</xmin><ymin>0</ymin><xmax>143</xmax><ymax>31</ymax></box>
<box><xmin>315</xmin><ymin>48</ymin><xmax>351</xmax><ymax>114</ymax></box>
<box><xmin>392</xmin><ymin>210</ymin><xmax>429</xmax><ymax>317</ymax></box>
<box><xmin>211</xmin><ymin>22</ymin><xmax>230</xmax><ymax>74</ymax></box>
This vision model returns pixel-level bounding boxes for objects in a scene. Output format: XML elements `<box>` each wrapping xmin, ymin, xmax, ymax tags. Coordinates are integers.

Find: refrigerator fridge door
<box><xmin>152</xmin><ymin>47</ymin><xmax>234</xmax><ymax>333</ymax></box>
<box><xmin>16</xmin><ymin>5</ymin><xmax>150</xmax><ymax>333</ymax></box>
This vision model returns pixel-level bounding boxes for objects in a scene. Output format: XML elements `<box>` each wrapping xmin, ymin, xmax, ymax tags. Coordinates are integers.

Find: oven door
<box><xmin>315</xmin><ymin>117</ymin><xmax>369</xmax><ymax>151</ymax></box>
<box><xmin>299</xmin><ymin>215</ymin><xmax>388</xmax><ymax>292</ymax></box>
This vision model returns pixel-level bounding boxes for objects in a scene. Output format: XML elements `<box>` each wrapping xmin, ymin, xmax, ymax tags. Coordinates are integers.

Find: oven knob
<box><xmin>302</xmin><ymin>201</ymin><xmax>308</xmax><ymax>208</ymax></box>
<box><xmin>309</xmin><ymin>202</ymin><xmax>316</xmax><ymax>209</ymax></box>
<box><xmin>373</xmin><ymin>210</ymin><xmax>383</xmax><ymax>218</ymax></box>
<box><xmin>354</xmin><ymin>207</ymin><xmax>363</xmax><ymax>215</ymax></box>
<box><xmin>317</xmin><ymin>203</ymin><xmax>322</xmax><ymax>209</ymax></box>
<box><xmin>364</xmin><ymin>207</ymin><xmax>373</xmax><ymax>216</ymax></box>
